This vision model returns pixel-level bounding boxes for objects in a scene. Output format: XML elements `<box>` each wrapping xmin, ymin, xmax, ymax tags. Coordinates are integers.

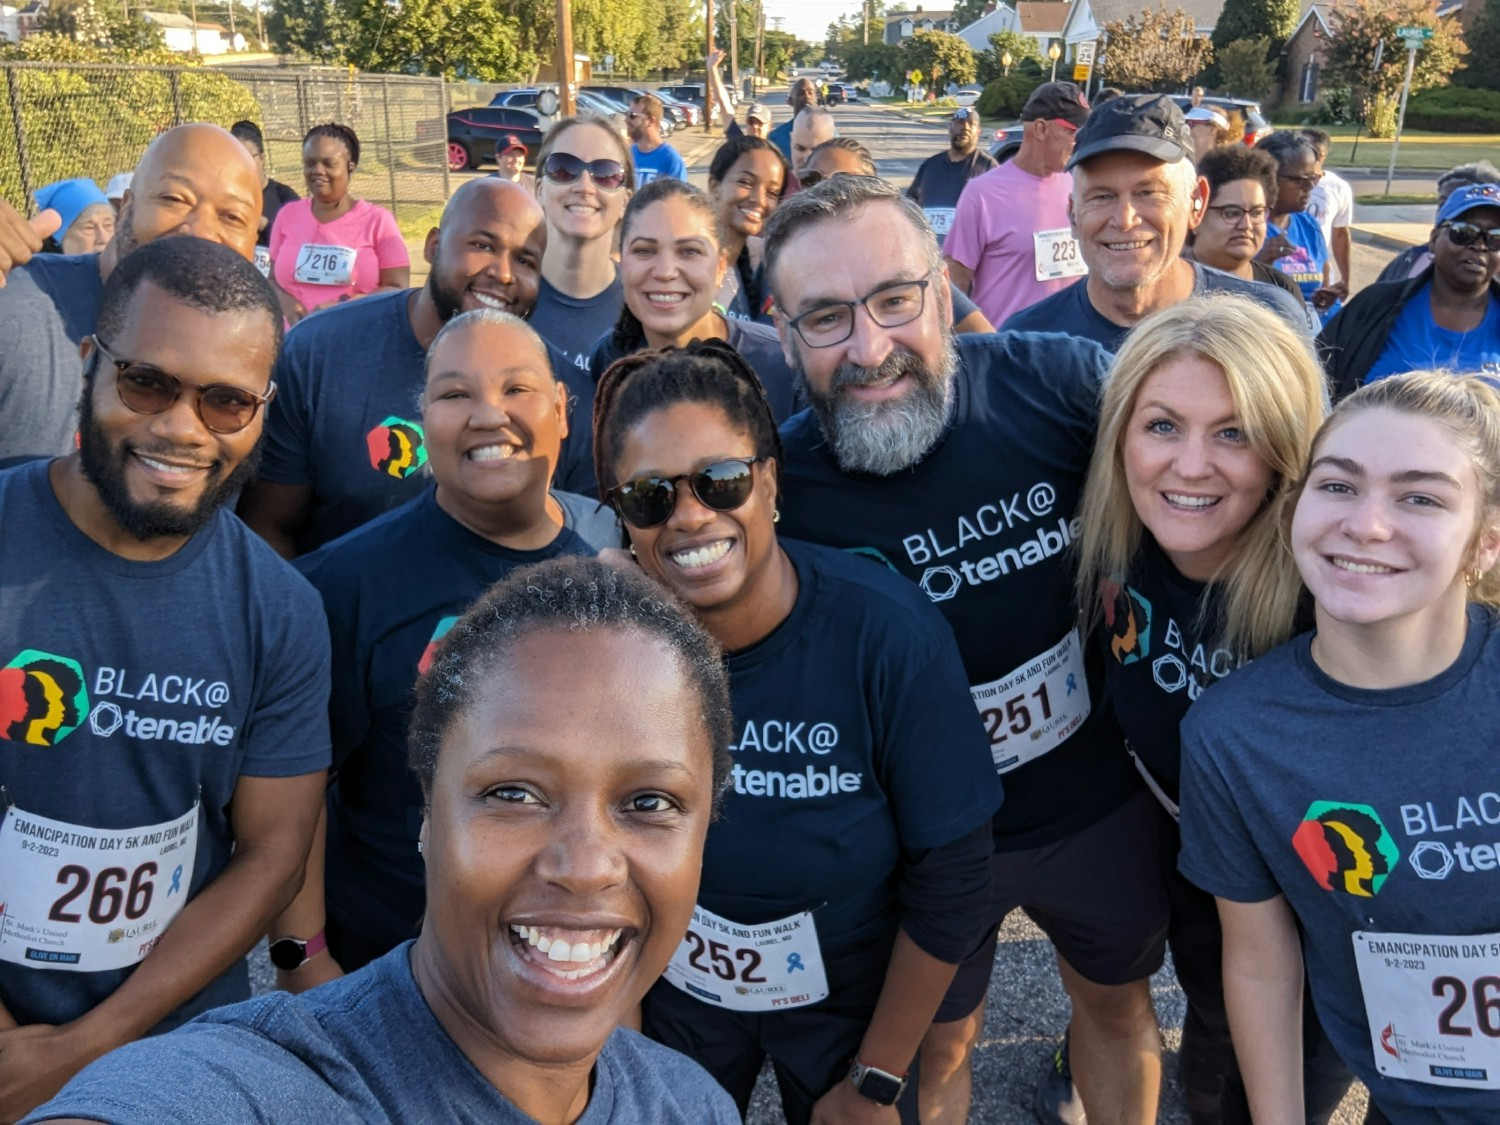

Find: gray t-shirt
<box><xmin>0</xmin><ymin>254</ymin><xmax>101</xmax><ymax>461</ymax></box>
<box><xmin>25</xmin><ymin>942</ymin><xmax>741</xmax><ymax>1125</ymax></box>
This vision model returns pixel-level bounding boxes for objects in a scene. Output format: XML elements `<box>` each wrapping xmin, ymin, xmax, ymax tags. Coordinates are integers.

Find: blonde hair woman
<box><xmin>1074</xmin><ymin>294</ymin><xmax>1349</xmax><ymax>1122</ymax></box>
<box><xmin>1179</xmin><ymin>372</ymin><xmax>1500</xmax><ymax>1124</ymax></box>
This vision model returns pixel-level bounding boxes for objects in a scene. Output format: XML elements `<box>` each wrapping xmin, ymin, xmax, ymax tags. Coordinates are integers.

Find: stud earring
<box><xmin>773</xmin><ymin>509</ymin><xmax>781</xmax><ymax>524</ymax></box>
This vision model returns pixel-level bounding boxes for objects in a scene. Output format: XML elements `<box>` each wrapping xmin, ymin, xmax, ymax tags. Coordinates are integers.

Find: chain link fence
<box><xmin>1</xmin><ymin>61</ymin><xmax>451</xmax><ymax>230</ymax></box>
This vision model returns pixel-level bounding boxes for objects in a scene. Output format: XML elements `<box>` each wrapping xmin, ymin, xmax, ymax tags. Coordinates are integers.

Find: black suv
<box><xmin>443</xmin><ymin>106</ymin><xmax>547</xmax><ymax>172</ymax></box>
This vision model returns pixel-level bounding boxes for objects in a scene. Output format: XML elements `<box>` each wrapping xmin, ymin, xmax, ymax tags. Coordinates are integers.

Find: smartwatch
<box><xmin>268</xmin><ymin>930</ymin><xmax>327</xmax><ymax>971</ymax></box>
<box><xmin>848</xmin><ymin>1059</ymin><xmax>908</xmax><ymax>1106</ymax></box>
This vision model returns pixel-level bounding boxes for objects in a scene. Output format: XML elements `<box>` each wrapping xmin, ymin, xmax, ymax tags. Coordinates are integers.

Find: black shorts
<box><xmin>642</xmin><ymin>976</ymin><xmax>920</xmax><ymax>1125</ymax></box>
<box><xmin>935</xmin><ymin>789</ymin><xmax>1170</xmax><ymax>1022</ymax></box>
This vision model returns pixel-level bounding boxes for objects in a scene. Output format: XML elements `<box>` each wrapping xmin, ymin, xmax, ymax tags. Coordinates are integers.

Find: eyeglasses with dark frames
<box><xmin>1442</xmin><ymin>221</ymin><xmax>1500</xmax><ymax>252</ymax></box>
<box><xmin>541</xmin><ymin>152</ymin><xmax>627</xmax><ymax>191</ymax></box>
<box><xmin>785</xmin><ymin>274</ymin><xmax>936</xmax><ymax>349</ymax></box>
<box><xmin>607</xmin><ymin>457</ymin><xmax>766</xmax><ymax>530</ymax></box>
<box><xmin>89</xmin><ymin>336</ymin><xmax>276</xmax><ymax>435</ymax></box>
<box><xmin>1206</xmin><ymin>204</ymin><xmax>1270</xmax><ymax>225</ymax></box>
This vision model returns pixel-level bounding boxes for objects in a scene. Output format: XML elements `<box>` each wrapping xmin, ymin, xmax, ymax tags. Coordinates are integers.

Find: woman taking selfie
<box><xmin>1179</xmin><ymin>371</ymin><xmax>1500</xmax><ymax>1124</ymax></box>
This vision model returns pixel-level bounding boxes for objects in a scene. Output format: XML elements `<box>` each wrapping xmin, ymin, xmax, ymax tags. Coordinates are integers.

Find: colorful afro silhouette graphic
<box><xmin>1292</xmin><ymin>801</ymin><xmax>1399</xmax><ymax>897</ymax></box>
<box><xmin>417</xmin><ymin>616</ymin><xmax>460</xmax><ymax>676</ymax></box>
<box><xmin>0</xmin><ymin>649</ymin><xmax>89</xmax><ymax>746</ymax></box>
<box><xmin>1100</xmin><ymin>579</ymin><xmax>1151</xmax><ymax>665</ymax></box>
<box><xmin>367</xmin><ymin>417</ymin><xmax>428</xmax><ymax>479</ymax></box>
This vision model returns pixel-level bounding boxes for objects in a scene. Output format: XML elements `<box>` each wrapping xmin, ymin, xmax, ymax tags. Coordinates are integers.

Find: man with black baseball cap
<box><xmin>1003</xmin><ymin>93</ymin><xmax>1306</xmax><ymax>351</ymax></box>
<box><xmin>945</xmin><ymin>81</ymin><xmax>1090</xmax><ymax>326</ymax></box>
<box><xmin>905</xmin><ymin>107</ymin><xmax>996</xmax><ymax>247</ymax></box>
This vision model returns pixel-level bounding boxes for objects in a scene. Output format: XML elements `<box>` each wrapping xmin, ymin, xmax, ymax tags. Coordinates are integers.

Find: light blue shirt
<box><xmin>1365</xmin><ymin>282</ymin><xmax>1500</xmax><ymax>383</ymax></box>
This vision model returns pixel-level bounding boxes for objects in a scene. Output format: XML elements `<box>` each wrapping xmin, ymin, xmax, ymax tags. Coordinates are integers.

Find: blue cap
<box><xmin>33</xmin><ymin>178</ymin><xmax>110</xmax><ymax>237</ymax></box>
<box><xmin>1437</xmin><ymin>182</ymin><xmax>1500</xmax><ymax>225</ymax></box>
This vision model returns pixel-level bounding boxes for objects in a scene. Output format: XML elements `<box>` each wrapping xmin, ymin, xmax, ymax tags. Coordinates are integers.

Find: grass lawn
<box><xmin>1310</xmin><ymin>124</ymin><xmax>1494</xmax><ymax>172</ymax></box>
<box><xmin>1355</xmin><ymin>193</ymin><xmax>1439</xmax><ymax>205</ymax></box>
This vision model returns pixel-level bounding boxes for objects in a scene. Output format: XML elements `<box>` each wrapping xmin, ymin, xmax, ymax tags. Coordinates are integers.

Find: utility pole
<box><xmin>227</xmin><ymin>0</ymin><xmax>236</xmax><ymax>46</ymax></box>
<box><xmin>730</xmin><ymin>0</ymin><xmax>740</xmax><ymax>93</ymax></box>
<box><xmin>255</xmin><ymin>0</ymin><xmax>264</xmax><ymax>49</ymax></box>
<box><xmin>704</xmin><ymin>0</ymin><xmax>716</xmax><ymax>132</ymax></box>
<box><xmin>863</xmin><ymin>0</ymin><xmax>869</xmax><ymax>45</ymax></box>
<box><xmin>188</xmin><ymin>0</ymin><xmax>200</xmax><ymax>55</ymax></box>
<box><xmin>556</xmin><ymin>0</ymin><xmax>576</xmax><ymax>117</ymax></box>
<box><xmin>755</xmin><ymin>0</ymin><xmax>764</xmax><ymax>84</ymax></box>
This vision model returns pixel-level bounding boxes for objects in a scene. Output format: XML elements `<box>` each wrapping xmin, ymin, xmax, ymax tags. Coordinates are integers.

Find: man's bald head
<box><xmin>425</xmin><ymin>176</ymin><xmax>548</xmax><ymax>321</ymax></box>
<box><xmin>791</xmin><ymin>107</ymin><xmax>837</xmax><ymax>173</ymax></box>
<box><xmin>113</xmin><ymin>123</ymin><xmax>262</xmax><ymax>267</ymax></box>
<box><xmin>790</xmin><ymin>78</ymin><xmax>819</xmax><ymax>114</ymax></box>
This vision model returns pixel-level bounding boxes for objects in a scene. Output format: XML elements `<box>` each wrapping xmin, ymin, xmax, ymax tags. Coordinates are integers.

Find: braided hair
<box><xmin>304</xmin><ymin>121</ymin><xmax>360</xmax><ymax>166</ymax></box>
<box><xmin>592</xmin><ymin>339</ymin><xmax>784</xmax><ymax>503</ymax></box>
<box><xmin>610</xmin><ymin>178</ymin><xmax>722</xmax><ymax>354</ymax></box>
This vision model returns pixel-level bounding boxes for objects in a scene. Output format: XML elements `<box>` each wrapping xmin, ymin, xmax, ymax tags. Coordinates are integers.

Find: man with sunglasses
<box><xmin>0</xmin><ymin>237</ymin><xmax>330</xmax><ymax>1121</ymax></box>
<box><xmin>239</xmin><ymin>177</ymin><xmax>615</xmax><ymax>558</ymax></box>
<box><xmin>1319</xmin><ymin>183</ymin><xmax>1500</xmax><ymax>400</ymax></box>
<box><xmin>944</xmin><ymin>82</ymin><xmax>1089</xmax><ymax>327</ymax></box>
<box><xmin>1004</xmin><ymin>94</ymin><xmax>1306</xmax><ymax>351</ymax></box>
<box><xmin>0</xmin><ymin>123</ymin><xmax>262</xmax><ymax>465</ymax></box>
<box><xmin>763</xmin><ymin>174</ymin><xmax>1165</xmax><ymax>1125</ymax></box>
<box><xmin>628</xmin><ymin>95</ymin><xmax>687</xmax><ymax>188</ymax></box>
<box><xmin>905</xmin><ymin>107</ymin><xmax>996</xmax><ymax>250</ymax></box>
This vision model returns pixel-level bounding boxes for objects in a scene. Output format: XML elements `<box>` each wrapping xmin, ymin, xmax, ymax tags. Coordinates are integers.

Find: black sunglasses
<box><xmin>542</xmin><ymin>152</ymin><xmax>627</xmax><ymax>192</ymax></box>
<box><xmin>607</xmin><ymin>457</ymin><xmax>765</xmax><ymax>530</ymax></box>
<box><xmin>1443</xmin><ymin>221</ymin><xmax>1500</xmax><ymax>252</ymax></box>
<box><xmin>90</xmin><ymin>336</ymin><xmax>276</xmax><ymax>435</ymax></box>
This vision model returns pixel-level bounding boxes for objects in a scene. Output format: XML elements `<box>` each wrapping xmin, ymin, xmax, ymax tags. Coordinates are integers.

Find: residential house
<box><xmin>141</xmin><ymin>10</ymin><xmax>233</xmax><ymax>54</ymax></box>
<box><xmin>1281</xmin><ymin>4</ymin><xmax>1333</xmax><ymax>106</ymax></box>
<box><xmin>16</xmin><ymin>0</ymin><xmax>46</xmax><ymax>39</ymax></box>
<box><xmin>1016</xmin><ymin>2</ymin><xmax>1070</xmax><ymax>54</ymax></box>
<box><xmin>884</xmin><ymin>9</ymin><xmax>962</xmax><ymax>46</ymax></box>
<box><xmin>1060</xmin><ymin>0</ymin><xmax>1223</xmax><ymax>71</ymax></box>
<box><xmin>0</xmin><ymin>4</ymin><xmax>18</xmax><ymax>41</ymax></box>
<box><xmin>957</xmin><ymin>3</ymin><xmax>1021</xmax><ymax>53</ymax></box>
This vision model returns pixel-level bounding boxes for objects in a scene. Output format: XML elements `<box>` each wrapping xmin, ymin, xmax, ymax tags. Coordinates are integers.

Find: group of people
<box><xmin>0</xmin><ymin>79</ymin><xmax>1495</xmax><ymax>1125</ymax></box>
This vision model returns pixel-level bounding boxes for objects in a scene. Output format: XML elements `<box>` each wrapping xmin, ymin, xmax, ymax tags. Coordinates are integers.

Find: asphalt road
<box><xmin>254</xmin><ymin>99</ymin><xmax>1391</xmax><ymax>1124</ymax></box>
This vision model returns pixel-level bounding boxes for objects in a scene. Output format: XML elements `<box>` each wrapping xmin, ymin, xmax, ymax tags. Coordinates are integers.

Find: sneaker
<box><xmin>1033</xmin><ymin>1031</ymin><xmax>1087</xmax><ymax>1125</ymax></box>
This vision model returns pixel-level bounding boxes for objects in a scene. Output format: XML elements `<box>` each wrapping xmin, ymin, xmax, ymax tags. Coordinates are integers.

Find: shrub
<box><xmin>1403</xmin><ymin>85</ymin><xmax>1500</xmax><ymax>132</ymax></box>
<box><xmin>1363</xmin><ymin>91</ymin><xmax>1399</xmax><ymax>138</ymax></box>
<box><xmin>975</xmin><ymin>73</ymin><xmax>1040</xmax><ymax>119</ymax></box>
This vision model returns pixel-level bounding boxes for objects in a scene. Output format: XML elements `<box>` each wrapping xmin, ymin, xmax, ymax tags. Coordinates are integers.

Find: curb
<box><xmin>1352</xmin><ymin>226</ymin><xmax>1423</xmax><ymax>253</ymax></box>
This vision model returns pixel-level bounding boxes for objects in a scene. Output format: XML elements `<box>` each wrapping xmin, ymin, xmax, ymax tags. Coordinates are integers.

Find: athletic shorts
<box><xmin>935</xmin><ymin>789</ymin><xmax>1170</xmax><ymax>1022</ymax></box>
<box><xmin>643</xmin><ymin>976</ymin><xmax>920</xmax><ymax>1125</ymax></box>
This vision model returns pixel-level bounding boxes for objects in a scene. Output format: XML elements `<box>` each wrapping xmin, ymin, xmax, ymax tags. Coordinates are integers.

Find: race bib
<box><xmin>663</xmin><ymin>904</ymin><xmax>829</xmax><ymax>1012</ymax></box>
<box><xmin>252</xmin><ymin>245</ymin><xmax>272</xmax><ymax>278</ymax></box>
<box><xmin>1033</xmin><ymin>228</ymin><xmax>1087</xmax><ymax>282</ymax></box>
<box><xmin>970</xmin><ymin>627</ymin><xmax>1091</xmax><ymax>774</ymax></box>
<box><xmin>0</xmin><ymin>800</ymin><xmax>198</xmax><ymax>973</ymax></box>
<box><xmin>1353</xmin><ymin>930</ymin><xmax>1500</xmax><ymax>1090</ymax></box>
<box><xmin>293</xmin><ymin>242</ymin><xmax>357</xmax><ymax>286</ymax></box>
<box><xmin>925</xmin><ymin>207</ymin><xmax>956</xmax><ymax>236</ymax></box>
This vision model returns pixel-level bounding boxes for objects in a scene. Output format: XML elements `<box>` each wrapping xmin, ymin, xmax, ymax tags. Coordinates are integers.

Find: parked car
<box><xmin>586</xmin><ymin>85</ymin><xmax>686</xmax><ymax>129</ymax></box>
<box><xmin>988</xmin><ymin>121</ymin><xmax>1024</xmax><ymax>163</ymax></box>
<box><xmin>953</xmin><ymin>84</ymin><xmax>983</xmax><ymax>107</ymax></box>
<box><xmin>1169</xmin><ymin>95</ymin><xmax>1274</xmax><ymax>146</ymax></box>
<box><xmin>441</xmin><ymin>106</ymin><xmax>547</xmax><ymax>172</ymax></box>
<box><xmin>491</xmin><ymin>88</ymin><xmax>549</xmax><ymax>111</ymax></box>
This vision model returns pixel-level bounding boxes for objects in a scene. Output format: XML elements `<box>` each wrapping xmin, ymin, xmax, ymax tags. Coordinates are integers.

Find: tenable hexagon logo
<box><xmin>1408</xmin><ymin>840</ymin><xmax>1454</xmax><ymax>881</ymax></box>
<box><xmin>920</xmin><ymin>565</ymin><xmax>963</xmax><ymax>603</ymax></box>
<box><xmin>0</xmin><ymin>649</ymin><xmax>89</xmax><ymax>746</ymax></box>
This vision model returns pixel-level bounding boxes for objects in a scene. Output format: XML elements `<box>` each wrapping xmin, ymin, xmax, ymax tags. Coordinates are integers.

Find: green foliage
<box><xmin>267</xmin><ymin>0</ymin><xmax>352</xmax><ymax>62</ymax></box>
<box><xmin>1216</xmin><ymin>36</ymin><xmax>1276</xmax><ymax>99</ymax></box>
<box><xmin>976</xmin><ymin>30</ymin><xmax>1040</xmax><ymax>83</ymax></box>
<box><xmin>975</xmin><ymin>71</ymin><xmax>1040</xmax><ymax>118</ymax></box>
<box><xmin>1403</xmin><ymin>84</ymin><xmax>1500</xmax><ymax>132</ymax></box>
<box><xmin>1211</xmin><ymin>0</ymin><xmax>1297</xmax><ymax>51</ymax></box>
<box><xmin>845</xmin><ymin>42</ymin><xmax>904</xmax><ymax>84</ymax></box>
<box><xmin>903</xmin><ymin>29</ymin><xmax>977</xmax><ymax>86</ymax></box>
<box><xmin>1323</xmin><ymin>0</ymin><xmax>1467</xmax><ymax>103</ymax></box>
<box><xmin>1455</xmin><ymin>0</ymin><xmax>1500</xmax><ymax>89</ymax></box>
<box><xmin>1100</xmin><ymin>5</ymin><xmax>1214</xmax><ymax>91</ymax></box>
<box><xmin>1318</xmin><ymin>84</ymin><xmax>1355</xmax><ymax>124</ymax></box>
<box><xmin>337</xmin><ymin>0</ymin><xmax>530</xmax><ymax>79</ymax></box>
<box><xmin>0</xmin><ymin>37</ymin><xmax>261</xmax><ymax>209</ymax></box>
<box><xmin>1363</xmin><ymin>91</ymin><xmax>1398</xmax><ymax>137</ymax></box>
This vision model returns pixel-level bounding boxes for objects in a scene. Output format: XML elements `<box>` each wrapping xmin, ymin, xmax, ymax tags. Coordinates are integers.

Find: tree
<box><xmin>267</xmin><ymin>0</ymin><xmax>353</xmax><ymax>62</ymax></box>
<box><xmin>339</xmin><ymin>0</ymin><xmax>530</xmax><ymax>79</ymax></box>
<box><xmin>845</xmin><ymin>41</ymin><xmax>904</xmax><ymax>83</ymax></box>
<box><xmin>977</xmin><ymin>29</ymin><xmax>1041</xmax><ymax>83</ymax></box>
<box><xmin>1216</xmin><ymin>36</ymin><xmax>1277</xmax><ymax>98</ymax></box>
<box><xmin>903</xmin><ymin>29</ymin><xmax>976</xmax><ymax>87</ymax></box>
<box><xmin>1100</xmin><ymin>5</ymin><xmax>1213</xmax><ymax>91</ymax></box>
<box><xmin>1211</xmin><ymin>0</ymin><xmax>1298</xmax><ymax>52</ymax></box>
<box><xmin>1457</xmin><ymin>0</ymin><xmax>1500</xmax><ymax>88</ymax></box>
<box><xmin>951</xmin><ymin>0</ymin><xmax>990</xmax><ymax>29</ymax></box>
<box><xmin>1323</xmin><ymin>0</ymin><xmax>1467</xmax><ymax>102</ymax></box>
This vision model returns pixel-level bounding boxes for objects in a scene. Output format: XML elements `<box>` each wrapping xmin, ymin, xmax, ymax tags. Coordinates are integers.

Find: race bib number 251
<box><xmin>970</xmin><ymin>627</ymin><xmax>1091</xmax><ymax>774</ymax></box>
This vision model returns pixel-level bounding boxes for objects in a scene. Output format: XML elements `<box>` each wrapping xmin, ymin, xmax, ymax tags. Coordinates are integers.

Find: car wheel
<box><xmin>448</xmin><ymin>142</ymin><xmax>472</xmax><ymax>172</ymax></box>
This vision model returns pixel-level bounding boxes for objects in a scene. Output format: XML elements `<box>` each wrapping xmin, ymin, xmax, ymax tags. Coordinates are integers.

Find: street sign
<box><xmin>1073</xmin><ymin>64</ymin><xmax>1090</xmax><ymax>82</ymax></box>
<box><xmin>1075</xmin><ymin>40</ymin><xmax>1096</xmax><ymax>65</ymax></box>
<box><xmin>1395</xmin><ymin>25</ymin><xmax>1433</xmax><ymax>38</ymax></box>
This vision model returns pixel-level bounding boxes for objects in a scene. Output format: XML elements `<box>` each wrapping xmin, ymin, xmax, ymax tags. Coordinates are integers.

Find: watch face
<box><xmin>856</xmin><ymin>1068</ymin><xmax>905</xmax><ymax>1105</ymax></box>
<box><xmin>268</xmin><ymin>938</ymin><xmax>306</xmax><ymax>971</ymax></box>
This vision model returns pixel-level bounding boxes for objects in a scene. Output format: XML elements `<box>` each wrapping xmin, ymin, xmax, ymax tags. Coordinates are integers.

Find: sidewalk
<box><xmin>1351</xmin><ymin>202</ymin><xmax>1431</xmax><ymax>252</ymax></box>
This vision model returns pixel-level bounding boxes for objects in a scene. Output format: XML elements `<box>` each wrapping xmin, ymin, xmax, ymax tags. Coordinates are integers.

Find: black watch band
<box><xmin>848</xmin><ymin>1059</ymin><xmax>907</xmax><ymax>1106</ymax></box>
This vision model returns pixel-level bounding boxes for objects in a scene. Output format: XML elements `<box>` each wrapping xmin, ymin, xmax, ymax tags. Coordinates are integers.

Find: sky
<box><xmin>762</xmin><ymin>0</ymin><xmax>865</xmax><ymax>49</ymax></box>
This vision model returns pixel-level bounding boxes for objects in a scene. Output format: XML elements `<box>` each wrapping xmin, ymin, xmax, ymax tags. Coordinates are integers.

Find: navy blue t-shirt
<box><xmin>0</xmin><ymin>460</ymin><xmax>331</xmax><ymax>1029</ymax></box>
<box><xmin>649</xmin><ymin>539</ymin><xmax>999</xmax><ymax>1010</ymax></box>
<box><xmin>25</xmin><ymin>942</ymin><xmax>739</xmax><ymax>1125</ymax></box>
<box><xmin>295</xmin><ymin>487</ymin><xmax>594</xmax><ymax>953</ymax></box>
<box><xmin>778</xmin><ymin>333</ymin><xmax>1140</xmax><ymax>849</ymax></box>
<box><xmin>1180</xmin><ymin>607</ymin><xmax>1500</xmax><ymax>1121</ymax></box>
<box><xmin>1002</xmin><ymin>261</ymin><xmax>1310</xmax><ymax>351</ymax></box>
<box><xmin>1097</xmin><ymin>535</ymin><xmax>1238</xmax><ymax>803</ymax></box>
<box><xmin>528</xmin><ymin>273</ymin><xmax>625</xmax><ymax>380</ymax></box>
<box><xmin>254</xmin><ymin>289</ymin><xmax>597</xmax><ymax>551</ymax></box>
<box><xmin>588</xmin><ymin>317</ymin><xmax>802</xmax><ymax>426</ymax></box>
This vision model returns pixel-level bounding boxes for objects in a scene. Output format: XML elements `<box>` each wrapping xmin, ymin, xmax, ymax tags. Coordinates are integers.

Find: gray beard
<box><xmin>800</xmin><ymin>337</ymin><xmax>958</xmax><ymax>476</ymax></box>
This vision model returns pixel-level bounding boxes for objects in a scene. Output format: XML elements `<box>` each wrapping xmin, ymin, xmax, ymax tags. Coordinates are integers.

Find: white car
<box><xmin>953</xmin><ymin>85</ymin><xmax>983</xmax><ymax>107</ymax></box>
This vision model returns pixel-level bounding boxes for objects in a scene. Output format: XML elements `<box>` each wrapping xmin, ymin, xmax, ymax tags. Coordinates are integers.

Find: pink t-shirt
<box><xmin>269</xmin><ymin>198</ymin><xmax>408</xmax><ymax>313</ymax></box>
<box><xmin>943</xmin><ymin>161</ymin><xmax>1077</xmax><ymax>328</ymax></box>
